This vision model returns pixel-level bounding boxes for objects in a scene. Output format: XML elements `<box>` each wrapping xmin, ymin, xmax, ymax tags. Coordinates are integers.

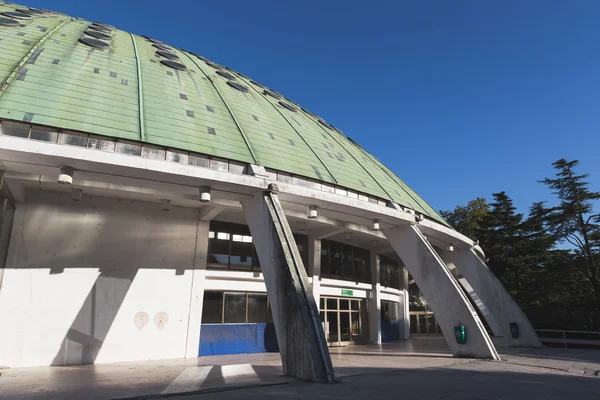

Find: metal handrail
<box><xmin>535</xmin><ymin>329</ymin><xmax>600</xmax><ymax>349</ymax></box>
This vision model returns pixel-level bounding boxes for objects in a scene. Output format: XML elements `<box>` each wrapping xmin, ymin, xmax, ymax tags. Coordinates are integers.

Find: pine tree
<box><xmin>440</xmin><ymin>197</ymin><xmax>489</xmax><ymax>239</ymax></box>
<box><xmin>480</xmin><ymin>192</ymin><xmax>528</xmax><ymax>300</ymax></box>
<box><xmin>540</xmin><ymin>159</ymin><xmax>600</xmax><ymax>304</ymax></box>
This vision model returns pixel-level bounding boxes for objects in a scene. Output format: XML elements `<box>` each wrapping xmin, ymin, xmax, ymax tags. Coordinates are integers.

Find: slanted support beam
<box><xmin>198</xmin><ymin>205</ymin><xmax>224</xmax><ymax>221</ymax></box>
<box><xmin>384</xmin><ymin>225</ymin><xmax>500</xmax><ymax>360</ymax></box>
<box><xmin>441</xmin><ymin>249</ymin><xmax>542</xmax><ymax>348</ymax></box>
<box><xmin>308</xmin><ymin>236</ymin><xmax>322</xmax><ymax>304</ymax></box>
<box><xmin>242</xmin><ymin>191</ymin><xmax>334</xmax><ymax>382</ymax></box>
<box><xmin>307</xmin><ymin>226</ymin><xmax>345</xmax><ymax>240</ymax></box>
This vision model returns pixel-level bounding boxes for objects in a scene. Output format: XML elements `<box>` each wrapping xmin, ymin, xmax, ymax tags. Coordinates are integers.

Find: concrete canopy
<box><xmin>0</xmin><ymin>1</ymin><xmax>447</xmax><ymax>226</ymax></box>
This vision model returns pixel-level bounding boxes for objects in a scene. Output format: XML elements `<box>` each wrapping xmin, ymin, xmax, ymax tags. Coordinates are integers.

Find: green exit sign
<box><xmin>341</xmin><ymin>289</ymin><xmax>353</xmax><ymax>296</ymax></box>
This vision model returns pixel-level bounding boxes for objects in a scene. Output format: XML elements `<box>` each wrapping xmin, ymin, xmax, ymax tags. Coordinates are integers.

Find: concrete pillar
<box><xmin>184</xmin><ymin>219</ymin><xmax>209</xmax><ymax>359</ymax></box>
<box><xmin>383</xmin><ymin>225</ymin><xmax>499</xmax><ymax>360</ymax></box>
<box><xmin>442</xmin><ymin>249</ymin><xmax>542</xmax><ymax>348</ymax></box>
<box><xmin>369</xmin><ymin>251</ymin><xmax>381</xmax><ymax>345</ymax></box>
<box><xmin>308</xmin><ymin>236</ymin><xmax>321</xmax><ymax>307</ymax></box>
<box><xmin>400</xmin><ymin>266</ymin><xmax>410</xmax><ymax>339</ymax></box>
<box><xmin>242</xmin><ymin>191</ymin><xmax>334</xmax><ymax>382</ymax></box>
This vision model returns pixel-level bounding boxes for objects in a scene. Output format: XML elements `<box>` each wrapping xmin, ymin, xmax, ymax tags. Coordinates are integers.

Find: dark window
<box><xmin>0</xmin><ymin>17</ymin><xmax>20</xmax><ymax>27</ymax></box>
<box><xmin>208</xmin><ymin>222</ymin><xmax>312</xmax><ymax>273</ymax></box>
<box><xmin>326</xmin><ymin>298</ymin><xmax>337</xmax><ymax>310</ymax></box>
<box><xmin>294</xmin><ymin>234</ymin><xmax>309</xmax><ymax>273</ymax></box>
<box><xmin>201</xmin><ymin>292</ymin><xmax>223</xmax><ymax>323</ymax></box>
<box><xmin>2</xmin><ymin>11</ymin><xmax>32</xmax><ymax>20</ymax></box>
<box><xmin>180</xmin><ymin>93</ymin><xmax>188</xmax><ymax>100</ymax></box>
<box><xmin>342</xmin><ymin>244</ymin><xmax>354</xmax><ymax>280</ymax></box>
<box><xmin>161</xmin><ymin>59</ymin><xmax>186</xmax><ymax>71</ymax></box>
<box><xmin>207</xmin><ymin>127</ymin><xmax>216</xmax><ymax>135</ymax></box>
<box><xmin>320</xmin><ymin>240</ymin><xmax>370</xmax><ymax>283</ymax></box>
<box><xmin>79</xmin><ymin>37</ymin><xmax>109</xmax><ymax>49</ymax></box>
<box><xmin>208</xmin><ymin>221</ymin><xmax>260</xmax><ymax>272</ymax></box>
<box><xmin>224</xmin><ymin>292</ymin><xmax>247</xmax><ymax>323</ymax></box>
<box><xmin>320</xmin><ymin>244</ymin><xmax>330</xmax><ymax>277</ymax></box>
<box><xmin>229</xmin><ymin>224</ymin><xmax>253</xmax><ymax>270</ymax></box>
<box><xmin>247</xmin><ymin>293</ymin><xmax>268</xmax><ymax>323</ymax></box>
<box><xmin>153</xmin><ymin>43</ymin><xmax>172</xmax><ymax>51</ymax></box>
<box><xmin>381</xmin><ymin>300</ymin><xmax>399</xmax><ymax>321</ymax></box>
<box><xmin>216</xmin><ymin>69</ymin><xmax>236</xmax><ymax>80</ymax></box>
<box><xmin>206</xmin><ymin>105</ymin><xmax>214</xmax><ymax>112</ymax></box>
<box><xmin>263</xmin><ymin>89</ymin><xmax>282</xmax><ymax>99</ymax></box>
<box><xmin>85</xmin><ymin>29</ymin><xmax>111</xmax><ymax>41</ymax></box>
<box><xmin>202</xmin><ymin>291</ymin><xmax>273</xmax><ymax>324</ymax></box>
<box><xmin>278</xmin><ymin>101</ymin><xmax>297</xmax><ymax>112</ymax></box>
<box><xmin>208</xmin><ymin>221</ymin><xmax>230</xmax><ymax>268</ymax></box>
<box><xmin>381</xmin><ymin>256</ymin><xmax>400</xmax><ymax>289</ymax></box>
<box><xmin>227</xmin><ymin>81</ymin><xmax>249</xmax><ymax>93</ymax></box>
<box><xmin>329</xmin><ymin>241</ymin><xmax>342</xmax><ymax>278</ymax></box>
<box><xmin>339</xmin><ymin>299</ymin><xmax>350</xmax><ymax>310</ymax></box>
<box><xmin>156</xmin><ymin>50</ymin><xmax>179</xmax><ymax>60</ymax></box>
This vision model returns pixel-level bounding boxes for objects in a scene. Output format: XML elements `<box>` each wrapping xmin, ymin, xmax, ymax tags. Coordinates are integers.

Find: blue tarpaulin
<box><xmin>382</xmin><ymin>320</ymin><xmax>400</xmax><ymax>342</ymax></box>
<box><xmin>199</xmin><ymin>323</ymin><xmax>279</xmax><ymax>356</ymax></box>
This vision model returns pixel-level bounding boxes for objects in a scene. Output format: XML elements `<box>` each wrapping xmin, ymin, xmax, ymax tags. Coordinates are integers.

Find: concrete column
<box><xmin>400</xmin><ymin>266</ymin><xmax>410</xmax><ymax>339</ymax></box>
<box><xmin>184</xmin><ymin>219</ymin><xmax>209</xmax><ymax>359</ymax></box>
<box><xmin>383</xmin><ymin>225</ymin><xmax>499</xmax><ymax>360</ymax></box>
<box><xmin>442</xmin><ymin>249</ymin><xmax>542</xmax><ymax>348</ymax></box>
<box><xmin>369</xmin><ymin>251</ymin><xmax>381</xmax><ymax>345</ymax></box>
<box><xmin>308</xmin><ymin>236</ymin><xmax>321</xmax><ymax>307</ymax></box>
<box><xmin>242</xmin><ymin>191</ymin><xmax>334</xmax><ymax>382</ymax></box>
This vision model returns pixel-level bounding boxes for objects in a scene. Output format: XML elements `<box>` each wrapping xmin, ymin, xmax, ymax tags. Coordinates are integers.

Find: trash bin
<box><xmin>454</xmin><ymin>325</ymin><xmax>467</xmax><ymax>344</ymax></box>
<box><xmin>510</xmin><ymin>322</ymin><xmax>519</xmax><ymax>339</ymax></box>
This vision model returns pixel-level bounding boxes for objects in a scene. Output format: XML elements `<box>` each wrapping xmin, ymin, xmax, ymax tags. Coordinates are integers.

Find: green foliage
<box><xmin>541</xmin><ymin>159</ymin><xmax>600</xmax><ymax>304</ymax></box>
<box><xmin>440</xmin><ymin>159</ymin><xmax>600</xmax><ymax>330</ymax></box>
<box><xmin>440</xmin><ymin>197</ymin><xmax>489</xmax><ymax>239</ymax></box>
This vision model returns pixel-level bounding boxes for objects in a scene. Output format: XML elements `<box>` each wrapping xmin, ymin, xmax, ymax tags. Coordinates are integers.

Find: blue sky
<box><xmin>26</xmin><ymin>0</ymin><xmax>600</xmax><ymax>216</ymax></box>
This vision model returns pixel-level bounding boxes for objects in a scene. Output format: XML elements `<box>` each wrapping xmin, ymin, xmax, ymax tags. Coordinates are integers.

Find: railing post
<box><xmin>562</xmin><ymin>331</ymin><xmax>567</xmax><ymax>349</ymax></box>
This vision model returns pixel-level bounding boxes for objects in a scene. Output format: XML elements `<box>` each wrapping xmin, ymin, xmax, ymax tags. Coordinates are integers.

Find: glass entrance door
<box><xmin>319</xmin><ymin>296</ymin><xmax>362</xmax><ymax>346</ymax></box>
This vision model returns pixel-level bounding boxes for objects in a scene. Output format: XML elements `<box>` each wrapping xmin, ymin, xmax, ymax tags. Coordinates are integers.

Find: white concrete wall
<box><xmin>0</xmin><ymin>190</ymin><xmax>205</xmax><ymax>368</ymax></box>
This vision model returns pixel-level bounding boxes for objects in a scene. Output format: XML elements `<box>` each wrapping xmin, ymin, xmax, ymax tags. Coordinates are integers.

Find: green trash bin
<box><xmin>454</xmin><ymin>325</ymin><xmax>467</xmax><ymax>344</ymax></box>
<box><xmin>510</xmin><ymin>322</ymin><xmax>519</xmax><ymax>339</ymax></box>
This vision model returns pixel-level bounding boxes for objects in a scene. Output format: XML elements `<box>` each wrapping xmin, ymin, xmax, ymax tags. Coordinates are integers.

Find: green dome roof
<box><xmin>0</xmin><ymin>2</ymin><xmax>447</xmax><ymax>226</ymax></box>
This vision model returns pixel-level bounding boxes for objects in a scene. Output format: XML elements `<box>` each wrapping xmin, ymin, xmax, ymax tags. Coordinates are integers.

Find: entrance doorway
<box><xmin>319</xmin><ymin>296</ymin><xmax>362</xmax><ymax>346</ymax></box>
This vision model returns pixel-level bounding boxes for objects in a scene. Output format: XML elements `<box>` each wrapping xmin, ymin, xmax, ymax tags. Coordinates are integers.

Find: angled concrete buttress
<box><xmin>242</xmin><ymin>190</ymin><xmax>334</xmax><ymax>382</ymax></box>
<box><xmin>383</xmin><ymin>225</ymin><xmax>500</xmax><ymax>360</ymax></box>
<box><xmin>456</xmin><ymin>276</ymin><xmax>502</xmax><ymax>336</ymax></box>
<box><xmin>441</xmin><ymin>248</ymin><xmax>542</xmax><ymax>348</ymax></box>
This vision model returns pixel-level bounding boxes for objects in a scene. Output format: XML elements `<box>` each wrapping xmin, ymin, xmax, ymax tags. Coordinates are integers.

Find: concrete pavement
<box><xmin>0</xmin><ymin>337</ymin><xmax>598</xmax><ymax>400</ymax></box>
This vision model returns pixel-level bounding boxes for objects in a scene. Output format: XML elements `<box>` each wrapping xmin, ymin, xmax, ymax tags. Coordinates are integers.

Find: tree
<box><xmin>540</xmin><ymin>159</ymin><xmax>600</xmax><ymax>304</ymax></box>
<box><xmin>480</xmin><ymin>192</ymin><xmax>528</xmax><ymax>299</ymax></box>
<box><xmin>440</xmin><ymin>197</ymin><xmax>489</xmax><ymax>239</ymax></box>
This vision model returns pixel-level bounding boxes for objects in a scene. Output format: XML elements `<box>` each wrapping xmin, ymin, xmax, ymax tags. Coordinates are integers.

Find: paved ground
<box><xmin>1</xmin><ymin>337</ymin><xmax>598</xmax><ymax>400</ymax></box>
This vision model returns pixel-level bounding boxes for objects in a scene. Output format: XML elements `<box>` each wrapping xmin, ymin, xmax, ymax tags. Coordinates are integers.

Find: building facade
<box><xmin>0</xmin><ymin>3</ymin><xmax>540</xmax><ymax>380</ymax></box>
